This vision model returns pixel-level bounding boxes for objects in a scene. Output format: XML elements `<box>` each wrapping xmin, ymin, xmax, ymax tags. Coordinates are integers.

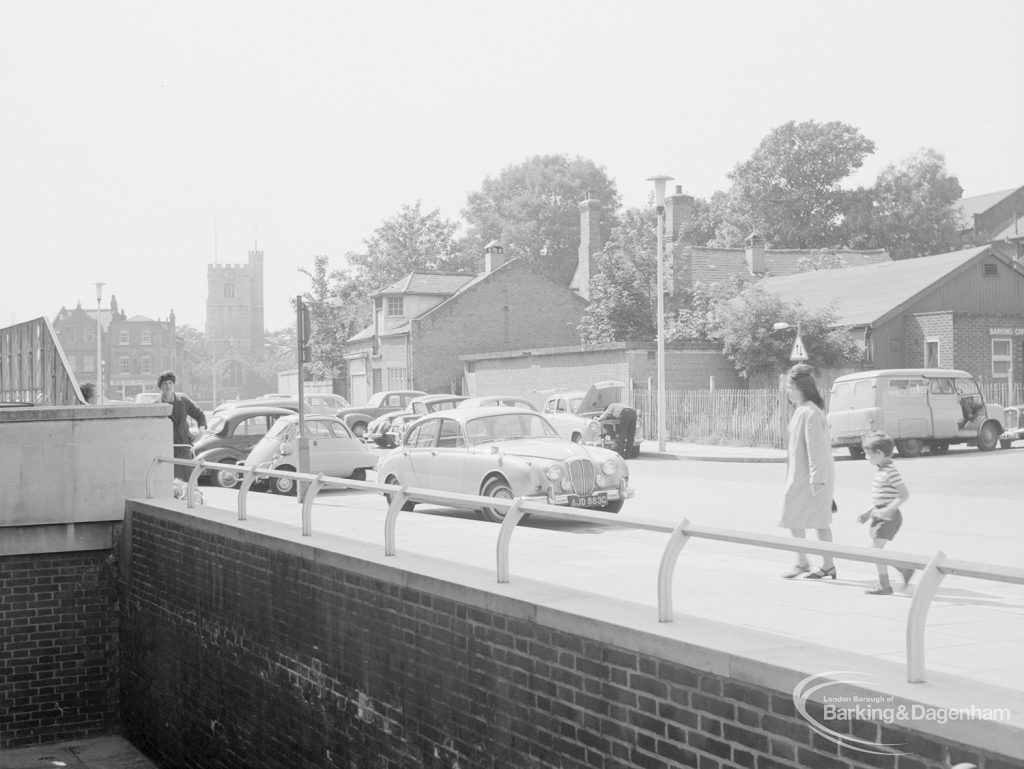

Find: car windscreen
<box><xmin>206</xmin><ymin>416</ymin><xmax>228</xmax><ymax>435</ymax></box>
<box><xmin>466</xmin><ymin>413</ymin><xmax>560</xmax><ymax>445</ymax></box>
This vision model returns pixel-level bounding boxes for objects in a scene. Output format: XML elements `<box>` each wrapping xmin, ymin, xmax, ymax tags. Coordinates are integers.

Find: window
<box><xmin>372</xmin><ymin>368</ymin><xmax>382</xmax><ymax>393</ymax></box>
<box><xmin>141</xmin><ymin>355</ymin><xmax>152</xmax><ymax>374</ymax></box>
<box><xmin>84</xmin><ymin>328</ymin><xmax>95</xmax><ymax>343</ymax></box>
<box><xmin>386</xmin><ymin>296</ymin><xmax>404</xmax><ymax>316</ymax></box>
<box><xmin>924</xmin><ymin>339</ymin><xmax>939</xmax><ymax>368</ymax></box>
<box><xmin>387</xmin><ymin>368</ymin><xmax>407</xmax><ymax>390</ymax></box>
<box><xmin>408</xmin><ymin>419</ymin><xmax>440</xmax><ymax>448</ymax></box>
<box><xmin>928</xmin><ymin>378</ymin><xmax>955</xmax><ymax>395</ymax></box>
<box><xmin>224</xmin><ymin>283</ymin><xmax>236</xmax><ymax>299</ymax></box>
<box><xmin>992</xmin><ymin>338</ymin><xmax>1012</xmax><ymax>379</ymax></box>
<box><xmin>119</xmin><ymin>356</ymin><xmax>131</xmax><ymax>374</ymax></box>
<box><xmin>888</xmin><ymin>379</ymin><xmax>927</xmax><ymax>397</ymax></box>
<box><xmin>235</xmin><ymin>417</ymin><xmax>270</xmax><ymax>438</ymax></box>
<box><xmin>64</xmin><ymin>327</ymin><xmax>76</xmax><ymax>343</ymax></box>
<box><xmin>118</xmin><ymin>330</ymin><xmax>129</xmax><ymax>345</ymax></box>
<box><xmin>436</xmin><ymin>419</ymin><xmax>464</xmax><ymax>449</ymax></box>
<box><xmin>141</xmin><ymin>330</ymin><xmax>152</xmax><ymax>345</ymax></box>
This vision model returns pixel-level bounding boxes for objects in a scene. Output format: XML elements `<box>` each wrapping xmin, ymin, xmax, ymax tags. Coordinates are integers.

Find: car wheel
<box><xmin>271</xmin><ymin>468</ymin><xmax>297</xmax><ymax>496</ymax></box>
<box><xmin>352</xmin><ymin>422</ymin><xmax>368</xmax><ymax>438</ymax></box>
<box><xmin>601</xmin><ymin>498</ymin><xmax>625</xmax><ymax>514</ymax></box>
<box><xmin>383</xmin><ymin>475</ymin><xmax>415</xmax><ymax>511</ymax></box>
<box><xmin>929</xmin><ymin>441</ymin><xmax>950</xmax><ymax>455</ymax></box>
<box><xmin>348</xmin><ymin>468</ymin><xmax>366</xmax><ymax>482</ymax></box>
<box><xmin>479</xmin><ymin>476</ymin><xmax>514</xmax><ymax>523</ymax></box>
<box><xmin>848</xmin><ymin>446</ymin><xmax>865</xmax><ymax>460</ymax></box>
<box><xmin>214</xmin><ymin>461</ymin><xmax>241</xmax><ymax>488</ymax></box>
<box><xmin>976</xmin><ymin>421</ymin><xmax>1000</xmax><ymax>452</ymax></box>
<box><xmin>895</xmin><ymin>439</ymin><xmax>923</xmax><ymax>458</ymax></box>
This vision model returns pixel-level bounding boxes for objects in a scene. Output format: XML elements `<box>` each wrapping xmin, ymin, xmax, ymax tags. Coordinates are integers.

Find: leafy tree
<box><xmin>665</xmin><ymin>279</ymin><xmax>746</xmax><ymax>343</ymax></box>
<box><xmin>578</xmin><ymin>205</ymin><xmax>657</xmax><ymax>343</ymax></box>
<box><xmin>714</xmin><ymin>286</ymin><xmax>861</xmax><ymax>377</ymax></box>
<box><xmin>347</xmin><ymin>201</ymin><xmax>470</xmax><ymax>295</ymax></box>
<box><xmin>462</xmin><ymin>154</ymin><xmax>621</xmax><ymax>285</ymax></box>
<box><xmin>716</xmin><ymin>120</ymin><xmax>876</xmax><ymax>248</ymax></box>
<box><xmin>248</xmin><ymin>326</ymin><xmax>297</xmax><ymax>391</ymax></box>
<box><xmin>843</xmin><ymin>149</ymin><xmax>962</xmax><ymax>259</ymax></box>
<box><xmin>297</xmin><ymin>254</ymin><xmax>367</xmax><ymax>384</ymax></box>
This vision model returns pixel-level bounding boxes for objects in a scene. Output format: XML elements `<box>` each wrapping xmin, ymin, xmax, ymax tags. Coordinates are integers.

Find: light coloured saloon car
<box><xmin>377</xmin><ymin>407</ymin><xmax>633</xmax><ymax>522</ymax></box>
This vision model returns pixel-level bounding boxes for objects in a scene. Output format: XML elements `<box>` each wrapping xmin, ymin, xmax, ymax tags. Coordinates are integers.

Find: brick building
<box><xmin>344</xmin><ymin>243</ymin><xmax>587</xmax><ymax>401</ymax></box>
<box><xmin>53</xmin><ymin>295</ymin><xmax>185</xmax><ymax>401</ymax></box>
<box><xmin>754</xmin><ymin>244</ymin><xmax>1024</xmax><ymax>387</ymax></box>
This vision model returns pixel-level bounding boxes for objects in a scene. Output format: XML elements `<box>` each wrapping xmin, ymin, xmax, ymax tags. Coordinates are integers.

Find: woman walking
<box><xmin>779</xmin><ymin>364</ymin><xmax>837</xmax><ymax>579</ymax></box>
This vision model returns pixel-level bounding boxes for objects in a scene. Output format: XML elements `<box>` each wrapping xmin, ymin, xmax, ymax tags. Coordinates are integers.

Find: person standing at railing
<box><xmin>779</xmin><ymin>364</ymin><xmax>837</xmax><ymax>580</ymax></box>
<box><xmin>158</xmin><ymin>370</ymin><xmax>207</xmax><ymax>482</ymax></box>
<box><xmin>857</xmin><ymin>431</ymin><xmax>914</xmax><ymax>595</ymax></box>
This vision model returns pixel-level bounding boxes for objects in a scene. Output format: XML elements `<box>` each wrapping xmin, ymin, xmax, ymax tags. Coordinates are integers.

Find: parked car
<box><xmin>134</xmin><ymin>391</ymin><xmax>163</xmax><ymax>405</ymax></box>
<box><xmin>369</xmin><ymin>394</ymin><xmax>469</xmax><ymax>448</ymax></box>
<box><xmin>377</xmin><ymin>406</ymin><xmax>633</xmax><ymax>522</ymax></box>
<box><xmin>191</xmin><ymin>405</ymin><xmax>295</xmax><ymax>487</ymax></box>
<box><xmin>459</xmin><ymin>395</ymin><xmax>539</xmax><ymax>411</ymax></box>
<box><xmin>213</xmin><ymin>393</ymin><xmax>351</xmax><ymax>416</ymax></box>
<box><xmin>243</xmin><ymin>414</ymin><xmax>378</xmax><ymax>495</ymax></box>
<box><xmin>334</xmin><ymin>390</ymin><xmax>427</xmax><ymax>438</ymax></box>
<box><xmin>827</xmin><ymin>369</ymin><xmax>1005</xmax><ymax>458</ymax></box>
<box><xmin>1000</xmin><ymin>405</ymin><xmax>1024</xmax><ymax>449</ymax></box>
<box><xmin>540</xmin><ymin>381</ymin><xmax>643</xmax><ymax>456</ymax></box>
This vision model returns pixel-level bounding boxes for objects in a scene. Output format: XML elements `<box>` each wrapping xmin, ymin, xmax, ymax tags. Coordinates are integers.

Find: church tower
<box><xmin>206</xmin><ymin>244</ymin><xmax>266</xmax><ymax>398</ymax></box>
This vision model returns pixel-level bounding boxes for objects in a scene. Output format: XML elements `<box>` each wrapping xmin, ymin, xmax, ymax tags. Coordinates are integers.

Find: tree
<box><xmin>714</xmin><ymin>286</ymin><xmax>861</xmax><ymax>378</ymax></box>
<box><xmin>347</xmin><ymin>201</ymin><xmax>470</xmax><ymax>295</ymax></box>
<box><xmin>844</xmin><ymin>149</ymin><xmax>963</xmax><ymax>259</ymax></box>
<box><xmin>462</xmin><ymin>154</ymin><xmax>621</xmax><ymax>285</ymax></box>
<box><xmin>297</xmin><ymin>254</ymin><xmax>367</xmax><ymax>384</ymax></box>
<box><xmin>665</xmin><ymin>279</ymin><xmax>746</xmax><ymax>343</ymax></box>
<box><xmin>717</xmin><ymin>120</ymin><xmax>876</xmax><ymax>248</ymax></box>
<box><xmin>578</xmin><ymin>205</ymin><xmax>657</xmax><ymax>343</ymax></box>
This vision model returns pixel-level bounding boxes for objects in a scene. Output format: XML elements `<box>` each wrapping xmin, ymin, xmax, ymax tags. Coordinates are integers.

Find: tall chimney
<box><xmin>574</xmin><ymin>199</ymin><xmax>603</xmax><ymax>300</ymax></box>
<box><xmin>665</xmin><ymin>185</ymin><xmax>695</xmax><ymax>243</ymax></box>
<box><xmin>484</xmin><ymin>240</ymin><xmax>506</xmax><ymax>273</ymax></box>
<box><xmin>745</xmin><ymin>232</ymin><xmax>766</xmax><ymax>275</ymax></box>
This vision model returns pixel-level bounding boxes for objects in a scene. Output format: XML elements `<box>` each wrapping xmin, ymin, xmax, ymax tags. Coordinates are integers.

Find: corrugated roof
<box><xmin>955</xmin><ymin>188</ymin><xmax>1018</xmax><ymax>223</ymax></box>
<box><xmin>753</xmin><ymin>246</ymin><xmax>992</xmax><ymax>326</ymax></box>
<box><xmin>372</xmin><ymin>272</ymin><xmax>475</xmax><ymax>297</ymax></box>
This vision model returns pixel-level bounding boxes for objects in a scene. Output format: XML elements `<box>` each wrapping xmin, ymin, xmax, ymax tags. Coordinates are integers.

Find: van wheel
<box><xmin>848</xmin><ymin>446</ymin><xmax>865</xmax><ymax>460</ymax></box>
<box><xmin>976</xmin><ymin>421</ymin><xmax>1000</xmax><ymax>452</ymax></box>
<box><xmin>929</xmin><ymin>442</ymin><xmax>949</xmax><ymax>455</ymax></box>
<box><xmin>895</xmin><ymin>439</ymin><xmax>923</xmax><ymax>458</ymax></box>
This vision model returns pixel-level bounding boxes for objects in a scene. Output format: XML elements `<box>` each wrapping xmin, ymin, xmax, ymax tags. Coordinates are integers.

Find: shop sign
<box><xmin>989</xmin><ymin>328</ymin><xmax>1024</xmax><ymax>336</ymax></box>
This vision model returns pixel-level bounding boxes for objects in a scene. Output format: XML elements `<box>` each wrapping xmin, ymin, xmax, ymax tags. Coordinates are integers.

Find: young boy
<box><xmin>858</xmin><ymin>432</ymin><xmax>914</xmax><ymax>595</ymax></box>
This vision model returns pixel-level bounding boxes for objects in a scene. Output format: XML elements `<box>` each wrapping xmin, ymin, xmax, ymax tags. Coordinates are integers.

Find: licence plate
<box><xmin>568</xmin><ymin>493</ymin><xmax>607</xmax><ymax>508</ymax></box>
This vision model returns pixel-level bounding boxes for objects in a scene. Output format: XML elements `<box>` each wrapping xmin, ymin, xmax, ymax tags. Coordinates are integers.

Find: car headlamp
<box><xmin>545</xmin><ymin>465</ymin><xmax>563</xmax><ymax>481</ymax></box>
<box><xmin>601</xmin><ymin>459</ymin><xmax>617</xmax><ymax>477</ymax></box>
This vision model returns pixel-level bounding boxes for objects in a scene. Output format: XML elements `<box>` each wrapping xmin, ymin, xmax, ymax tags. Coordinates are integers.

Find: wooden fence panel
<box><xmin>0</xmin><ymin>317</ymin><xmax>84</xmax><ymax>406</ymax></box>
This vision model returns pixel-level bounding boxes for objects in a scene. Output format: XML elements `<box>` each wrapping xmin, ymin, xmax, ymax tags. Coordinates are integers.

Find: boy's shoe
<box><xmin>805</xmin><ymin>566</ymin><xmax>837</xmax><ymax>580</ymax></box>
<box><xmin>865</xmin><ymin>583</ymin><xmax>894</xmax><ymax>595</ymax></box>
<box><xmin>897</xmin><ymin>567</ymin><xmax>915</xmax><ymax>588</ymax></box>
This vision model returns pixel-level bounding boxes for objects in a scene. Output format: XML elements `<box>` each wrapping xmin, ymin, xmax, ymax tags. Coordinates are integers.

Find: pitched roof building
<box><xmin>955</xmin><ymin>185</ymin><xmax>1024</xmax><ymax>262</ymax></box>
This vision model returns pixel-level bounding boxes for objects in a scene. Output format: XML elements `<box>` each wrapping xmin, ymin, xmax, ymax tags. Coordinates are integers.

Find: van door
<box><xmin>927</xmin><ymin>377</ymin><xmax>960</xmax><ymax>438</ymax></box>
<box><xmin>886</xmin><ymin>378</ymin><xmax>930</xmax><ymax>438</ymax></box>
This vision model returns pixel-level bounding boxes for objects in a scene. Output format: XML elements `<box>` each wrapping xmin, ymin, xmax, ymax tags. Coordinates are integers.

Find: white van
<box><xmin>827</xmin><ymin>369</ymin><xmax>1005</xmax><ymax>458</ymax></box>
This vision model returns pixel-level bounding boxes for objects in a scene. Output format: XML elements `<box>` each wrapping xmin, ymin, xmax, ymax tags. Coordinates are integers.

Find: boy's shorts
<box><xmin>869</xmin><ymin>510</ymin><xmax>903</xmax><ymax>542</ymax></box>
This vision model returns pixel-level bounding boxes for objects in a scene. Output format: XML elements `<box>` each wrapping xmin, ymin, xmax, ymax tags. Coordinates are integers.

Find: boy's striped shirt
<box><xmin>871</xmin><ymin>461</ymin><xmax>905</xmax><ymax>508</ymax></box>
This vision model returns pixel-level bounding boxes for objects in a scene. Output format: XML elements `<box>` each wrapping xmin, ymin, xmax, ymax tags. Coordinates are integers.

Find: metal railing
<box><xmin>146</xmin><ymin>456</ymin><xmax>1024</xmax><ymax>685</ymax></box>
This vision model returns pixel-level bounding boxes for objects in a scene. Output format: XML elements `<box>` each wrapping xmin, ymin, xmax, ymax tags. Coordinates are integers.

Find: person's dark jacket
<box><xmin>168</xmin><ymin>393</ymin><xmax>206</xmax><ymax>446</ymax></box>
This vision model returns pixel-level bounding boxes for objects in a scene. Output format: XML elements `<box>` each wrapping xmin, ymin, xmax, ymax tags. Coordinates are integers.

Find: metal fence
<box><xmin>633</xmin><ymin>387</ymin><xmax>789</xmax><ymax>448</ymax></box>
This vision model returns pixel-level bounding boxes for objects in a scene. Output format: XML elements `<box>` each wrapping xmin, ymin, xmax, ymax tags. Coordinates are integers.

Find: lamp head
<box><xmin>646</xmin><ymin>175</ymin><xmax>674</xmax><ymax>208</ymax></box>
<box><xmin>94</xmin><ymin>282</ymin><xmax>106</xmax><ymax>303</ymax></box>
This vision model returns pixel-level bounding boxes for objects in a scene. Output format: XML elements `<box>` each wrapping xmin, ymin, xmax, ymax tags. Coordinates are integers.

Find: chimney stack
<box><xmin>484</xmin><ymin>240</ymin><xmax>506</xmax><ymax>273</ymax></box>
<box><xmin>573</xmin><ymin>199</ymin><xmax>603</xmax><ymax>300</ymax></box>
<box><xmin>745</xmin><ymin>232</ymin><xmax>766</xmax><ymax>275</ymax></box>
<box><xmin>665</xmin><ymin>185</ymin><xmax>695</xmax><ymax>243</ymax></box>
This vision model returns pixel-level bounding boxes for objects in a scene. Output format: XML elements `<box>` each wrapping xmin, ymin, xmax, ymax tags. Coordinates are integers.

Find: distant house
<box><xmin>754</xmin><ymin>245</ymin><xmax>1024</xmax><ymax>385</ymax></box>
<box><xmin>344</xmin><ymin>243</ymin><xmax>587</xmax><ymax>402</ymax></box>
<box><xmin>572</xmin><ymin>190</ymin><xmax>891</xmax><ymax>301</ymax></box>
<box><xmin>955</xmin><ymin>185</ymin><xmax>1024</xmax><ymax>262</ymax></box>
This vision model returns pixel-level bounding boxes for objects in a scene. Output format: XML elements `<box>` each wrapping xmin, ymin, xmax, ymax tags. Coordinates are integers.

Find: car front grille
<box><xmin>566</xmin><ymin>458</ymin><xmax>596</xmax><ymax>495</ymax></box>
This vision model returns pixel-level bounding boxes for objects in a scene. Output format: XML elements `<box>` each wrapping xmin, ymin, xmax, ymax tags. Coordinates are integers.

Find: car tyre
<box><xmin>479</xmin><ymin>476</ymin><xmax>514</xmax><ymax>523</ymax></box>
<box><xmin>352</xmin><ymin>422</ymin><xmax>368</xmax><ymax>438</ymax></box>
<box><xmin>928</xmin><ymin>441</ymin><xmax>950</xmax><ymax>455</ymax></box>
<box><xmin>976</xmin><ymin>421</ymin><xmax>1000</xmax><ymax>452</ymax></box>
<box><xmin>348</xmin><ymin>468</ymin><xmax>367</xmax><ymax>482</ymax></box>
<box><xmin>848</xmin><ymin>446</ymin><xmax>865</xmax><ymax>460</ymax></box>
<box><xmin>383</xmin><ymin>475</ymin><xmax>415</xmax><ymax>511</ymax></box>
<box><xmin>601</xmin><ymin>498</ymin><xmax>625</xmax><ymax>514</ymax></box>
<box><xmin>214</xmin><ymin>461</ymin><xmax>241</xmax><ymax>488</ymax></box>
<box><xmin>895</xmin><ymin>438</ymin><xmax>923</xmax><ymax>458</ymax></box>
<box><xmin>271</xmin><ymin>468</ymin><xmax>297</xmax><ymax>496</ymax></box>
<box><xmin>1000</xmin><ymin>439</ymin><xmax>1012</xmax><ymax>450</ymax></box>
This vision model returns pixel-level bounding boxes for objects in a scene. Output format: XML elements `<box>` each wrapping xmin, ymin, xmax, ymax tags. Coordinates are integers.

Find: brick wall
<box><xmin>119</xmin><ymin>506</ymin><xmax>1018</xmax><ymax>769</ymax></box>
<box><xmin>0</xmin><ymin>549</ymin><xmax>120</xmax><ymax>748</ymax></box>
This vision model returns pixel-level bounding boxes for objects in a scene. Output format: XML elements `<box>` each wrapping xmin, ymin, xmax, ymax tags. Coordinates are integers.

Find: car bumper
<box><xmin>545</xmin><ymin>485</ymin><xmax>634</xmax><ymax>506</ymax></box>
<box><xmin>1000</xmin><ymin>428</ymin><xmax>1024</xmax><ymax>441</ymax></box>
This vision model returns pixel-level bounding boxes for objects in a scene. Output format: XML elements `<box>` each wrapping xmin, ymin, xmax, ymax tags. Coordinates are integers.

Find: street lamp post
<box><xmin>94</xmin><ymin>282</ymin><xmax>105</xmax><ymax>404</ymax></box>
<box><xmin>647</xmin><ymin>174</ymin><xmax>673</xmax><ymax>452</ymax></box>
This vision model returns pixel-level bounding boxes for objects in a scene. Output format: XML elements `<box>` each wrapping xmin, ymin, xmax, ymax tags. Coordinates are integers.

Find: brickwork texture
<box><xmin>119</xmin><ymin>508</ymin><xmax>1018</xmax><ymax>769</ymax></box>
<box><xmin>0</xmin><ymin>550</ymin><xmax>120</xmax><ymax>748</ymax></box>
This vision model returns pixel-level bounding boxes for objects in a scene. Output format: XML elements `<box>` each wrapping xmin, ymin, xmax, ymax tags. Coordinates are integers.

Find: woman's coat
<box><xmin>779</xmin><ymin>402</ymin><xmax>835</xmax><ymax>529</ymax></box>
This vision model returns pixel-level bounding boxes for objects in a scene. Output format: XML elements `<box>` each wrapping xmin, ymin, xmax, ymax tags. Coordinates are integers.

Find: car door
<box><xmin>304</xmin><ymin>419</ymin><xmax>339</xmax><ymax>476</ymax></box>
<box><xmin>423</xmin><ymin>417</ymin><xmax>467</xmax><ymax>494</ymax></box>
<box><xmin>397</xmin><ymin>418</ymin><xmax>441</xmax><ymax>488</ymax></box>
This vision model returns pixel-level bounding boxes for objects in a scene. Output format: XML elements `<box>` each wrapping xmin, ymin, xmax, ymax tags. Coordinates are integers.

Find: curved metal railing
<box><xmin>146</xmin><ymin>455</ymin><xmax>1024</xmax><ymax>684</ymax></box>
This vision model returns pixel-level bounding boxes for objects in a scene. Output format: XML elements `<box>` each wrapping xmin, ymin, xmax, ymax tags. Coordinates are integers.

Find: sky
<box><xmin>2</xmin><ymin>0</ymin><xmax>1021</xmax><ymax>333</ymax></box>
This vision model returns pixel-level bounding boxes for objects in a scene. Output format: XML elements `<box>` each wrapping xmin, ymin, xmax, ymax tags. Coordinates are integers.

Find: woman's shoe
<box><xmin>805</xmin><ymin>567</ymin><xmax>837</xmax><ymax>580</ymax></box>
<box><xmin>865</xmin><ymin>583</ymin><xmax>894</xmax><ymax>595</ymax></box>
<box><xmin>782</xmin><ymin>564</ymin><xmax>810</xmax><ymax>579</ymax></box>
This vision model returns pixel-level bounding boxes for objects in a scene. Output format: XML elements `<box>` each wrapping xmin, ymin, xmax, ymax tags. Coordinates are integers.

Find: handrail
<box><xmin>147</xmin><ymin>455</ymin><xmax>1024</xmax><ymax>684</ymax></box>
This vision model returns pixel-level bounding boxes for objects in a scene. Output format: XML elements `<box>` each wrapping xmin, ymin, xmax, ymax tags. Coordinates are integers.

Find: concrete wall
<box><xmin>0</xmin><ymin>405</ymin><xmax>172</xmax><ymax>748</ymax></box>
<box><xmin>119</xmin><ymin>502</ymin><xmax>1021</xmax><ymax>769</ymax></box>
